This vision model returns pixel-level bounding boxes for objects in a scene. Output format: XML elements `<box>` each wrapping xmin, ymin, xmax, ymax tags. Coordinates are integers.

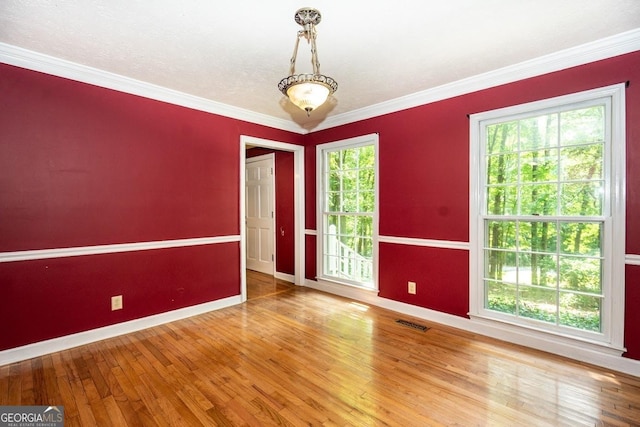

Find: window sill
<box><xmin>468</xmin><ymin>313</ymin><xmax>626</xmax><ymax>358</ymax></box>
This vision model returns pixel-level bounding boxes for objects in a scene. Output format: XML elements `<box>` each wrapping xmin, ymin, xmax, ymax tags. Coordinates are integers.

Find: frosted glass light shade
<box><xmin>278</xmin><ymin>73</ymin><xmax>338</xmax><ymax>116</ymax></box>
<box><xmin>286</xmin><ymin>82</ymin><xmax>330</xmax><ymax>115</ymax></box>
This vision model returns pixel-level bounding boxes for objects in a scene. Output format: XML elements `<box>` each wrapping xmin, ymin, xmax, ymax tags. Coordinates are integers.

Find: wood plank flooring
<box><xmin>1</xmin><ymin>272</ymin><xmax>639</xmax><ymax>426</ymax></box>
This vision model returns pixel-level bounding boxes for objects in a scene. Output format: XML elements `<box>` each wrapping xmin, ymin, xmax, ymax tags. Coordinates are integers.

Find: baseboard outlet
<box><xmin>304</xmin><ymin>279</ymin><xmax>640</xmax><ymax>377</ymax></box>
<box><xmin>0</xmin><ymin>295</ymin><xmax>242</xmax><ymax>366</ymax></box>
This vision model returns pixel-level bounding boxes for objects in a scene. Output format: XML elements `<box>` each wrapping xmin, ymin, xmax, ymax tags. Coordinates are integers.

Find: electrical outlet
<box><xmin>408</xmin><ymin>281</ymin><xmax>417</xmax><ymax>294</ymax></box>
<box><xmin>111</xmin><ymin>295</ymin><xmax>123</xmax><ymax>311</ymax></box>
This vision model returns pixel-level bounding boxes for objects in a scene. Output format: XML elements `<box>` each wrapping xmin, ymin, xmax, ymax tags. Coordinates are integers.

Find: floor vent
<box><xmin>395</xmin><ymin>319</ymin><xmax>429</xmax><ymax>332</ymax></box>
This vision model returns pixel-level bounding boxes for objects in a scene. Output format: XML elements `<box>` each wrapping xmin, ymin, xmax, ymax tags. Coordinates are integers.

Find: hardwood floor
<box><xmin>246</xmin><ymin>270</ymin><xmax>295</xmax><ymax>300</ymax></box>
<box><xmin>1</xmin><ymin>275</ymin><xmax>639</xmax><ymax>426</ymax></box>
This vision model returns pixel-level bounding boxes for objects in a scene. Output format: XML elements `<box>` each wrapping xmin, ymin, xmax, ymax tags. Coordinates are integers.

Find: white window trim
<box><xmin>316</xmin><ymin>133</ymin><xmax>380</xmax><ymax>290</ymax></box>
<box><xmin>469</xmin><ymin>83</ymin><xmax>626</xmax><ymax>355</ymax></box>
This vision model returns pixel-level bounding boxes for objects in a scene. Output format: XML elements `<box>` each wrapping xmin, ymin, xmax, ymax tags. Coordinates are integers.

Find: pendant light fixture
<box><xmin>278</xmin><ymin>8</ymin><xmax>338</xmax><ymax>116</ymax></box>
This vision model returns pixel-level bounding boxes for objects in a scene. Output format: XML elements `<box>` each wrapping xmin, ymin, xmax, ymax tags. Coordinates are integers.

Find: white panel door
<box><xmin>245</xmin><ymin>155</ymin><xmax>275</xmax><ymax>274</ymax></box>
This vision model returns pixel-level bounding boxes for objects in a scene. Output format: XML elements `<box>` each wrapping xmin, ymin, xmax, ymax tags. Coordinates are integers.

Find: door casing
<box><xmin>240</xmin><ymin>136</ymin><xmax>305</xmax><ymax>302</ymax></box>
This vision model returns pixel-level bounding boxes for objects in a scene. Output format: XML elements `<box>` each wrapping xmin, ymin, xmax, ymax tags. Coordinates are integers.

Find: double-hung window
<box><xmin>317</xmin><ymin>134</ymin><xmax>379</xmax><ymax>289</ymax></box>
<box><xmin>469</xmin><ymin>84</ymin><xmax>626</xmax><ymax>352</ymax></box>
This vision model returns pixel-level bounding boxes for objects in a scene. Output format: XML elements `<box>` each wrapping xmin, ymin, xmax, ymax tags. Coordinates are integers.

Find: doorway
<box><xmin>240</xmin><ymin>136</ymin><xmax>305</xmax><ymax>302</ymax></box>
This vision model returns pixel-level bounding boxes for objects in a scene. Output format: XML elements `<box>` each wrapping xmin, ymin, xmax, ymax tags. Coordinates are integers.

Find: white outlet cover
<box><xmin>111</xmin><ymin>295</ymin><xmax>123</xmax><ymax>311</ymax></box>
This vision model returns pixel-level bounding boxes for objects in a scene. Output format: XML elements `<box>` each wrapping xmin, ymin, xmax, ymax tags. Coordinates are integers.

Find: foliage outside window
<box><xmin>470</xmin><ymin>85</ymin><xmax>626</xmax><ymax>350</ymax></box>
<box><xmin>318</xmin><ymin>135</ymin><xmax>378</xmax><ymax>289</ymax></box>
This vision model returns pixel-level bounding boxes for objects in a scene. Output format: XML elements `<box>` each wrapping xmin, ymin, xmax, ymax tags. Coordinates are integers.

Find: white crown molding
<box><xmin>304</xmin><ymin>279</ymin><xmax>640</xmax><ymax>377</ymax></box>
<box><xmin>315</xmin><ymin>28</ymin><xmax>640</xmax><ymax>132</ymax></box>
<box><xmin>627</xmin><ymin>254</ymin><xmax>640</xmax><ymax>266</ymax></box>
<box><xmin>3</xmin><ymin>30</ymin><xmax>639</xmax><ymax>136</ymax></box>
<box><xmin>304</xmin><ymin>229</ymin><xmax>317</xmax><ymax>236</ymax></box>
<box><xmin>0</xmin><ymin>295</ymin><xmax>242</xmax><ymax>366</ymax></box>
<box><xmin>0</xmin><ymin>235</ymin><xmax>240</xmax><ymax>263</ymax></box>
<box><xmin>0</xmin><ymin>43</ymin><xmax>304</xmax><ymax>134</ymax></box>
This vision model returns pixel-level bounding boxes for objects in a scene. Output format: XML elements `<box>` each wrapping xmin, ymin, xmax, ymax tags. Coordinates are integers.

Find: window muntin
<box><xmin>318</xmin><ymin>136</ymin><xmax>378</xmax><ymax>288</ymax></box>
<box><xmin>471</xmin><ymin>85</ymin><xmax>626</xmax><ymax>350</ymax></box>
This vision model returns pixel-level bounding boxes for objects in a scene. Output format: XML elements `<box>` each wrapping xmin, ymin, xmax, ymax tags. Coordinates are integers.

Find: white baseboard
<box><xmin>274</xmin><ymin>271</ymin><xmax>296</xmax><ymax>283</ymax></box>
<box><xmin>0</xmin><ymin>295</ymin><xmax>242</xmax><ymax>366</ymax></box>
<box><xmin>304</xmin><ymin>279</ymin><xmax>640</xmax><ymax>377</ymax></box>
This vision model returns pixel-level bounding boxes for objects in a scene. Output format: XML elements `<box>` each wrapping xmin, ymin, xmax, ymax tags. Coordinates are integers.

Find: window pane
<box><xmin>361</xmin><ymin>145</ymin><xmax>375</xmax><ymax>164</ymax></box>
<box><xmin>342</xmin><ymin>170</ymin><xmax>358</xmax><ymax>191</ymax></box>
<box><xmin>327</xmin><ymin>215</ymin><xmax>339</xmax><ymax>232</ymax></box>
<box><xmin>486</xmin><ymin>281</ymin><xmax>516</xmax><ymax>314</ymax></box>
<box><xmin>328</xmin><ymin>171</ymin><xmax>341</xmax><ymax>192</ymax></box>
<box><xmin>560</xmin><ymin>182</ymin><xmax>603</xmax><ymax>216</ymax></box>
<box><xmin>486</xmin><ymin>121</ymin><xmax>518</xmax><ymax>155</ymax></box>
<box><xmin>358</xmin><ymin>168</ymin><xmax>375</xmax><ymax>190</ymax></box>
<box><xmin>354</xmin><ymin>237</ymin><xmax>373</xmax><ymax>258</ymax></box>
<box><xmin>342</xmin><ymin>147</ymin><xmax>359</xmax><ymax>169</ymax></box>
<box><xmin>484</xmin><ymin>249</ymin><xmax>516</xmax><ymax>282</ymax></box>
<box><xmin>559</xmin><ymin>256</ymin><xmax>602</xmax><ymax>294</ymax></box>
<box><xmin>517</xmin><ymin>253</ymin><xmax>557</xmax><ymax>287</ymax></box>
<box><xmin>356</xmin><ymin>216</ymin><xmax>372</xmax><ymax>237</ymax></box>
<box><xmin>518</xmin><ymin>286</ymin><xmax>558</xmax><ymax>324</ymax></box>
<box><xmin>559</xmin><ymin>292</ymin><xmax>601</xmax><ymax>332</ymax></box>
<box><xmin>520</xmin><ymin>149</ymin><xmax>558</xmax><ymax>183</ymax></box>
<box><xmin>487</xmin><ymin>186</ymin><xmax>517</xmax><ymax>215</ymax></box>
<box><xmin>343</xmin><ymin>191</ymin><xmax>358</xmax><ymax>213</ymax></box>
<box><xmin>518</xmin><ymin>221</ymin><xmax>557</xmax><ymax>253</ymax></box>
<box><xmin>358</xmin><ymin>190</ymin><xmax>375</xmax><ymax>212</ymax></box>
<box><xmin>487</xmin><ymin>153</ymin><xmax>518</xmax><ymax>185</ymax></box>
<box><xmin>560</xmin><ymin>222</ymin><xmax>601</xmax><ymax>256</ymax></box>
<box><xmin>560</xmin><ymin>144</ymin><xmax>603</xmax><ymax>181</ymax></box>
<box><xmin>328</xmin><ymin>151</ymin><xmax>341</xmax><ymax>171</ymax></box>
<box><xmin>519</xmin><ymin>114</ymin><xmax>558</xmax><ymax>150</ymax></box>
<box><xmin>485</xmin><ymin>220</ymin><xmax>516</xmax><ymax>250</ymax></box>
<box><xmin>519</xmin><ymin>183</ymin><xmax>557</xmax><ymax>215</ymax></box>
<box><xmin>560</xmin><ymin>106</ymin><xmax>605</xmax><ymax>145</ymax></box>
<box><xmin>327</xmin><ymin>191</ymin><xmax>341</xmax><ymax>212</ymax></box>
<box><xmin>341</xmin><ymin>215</ymin><xmax>356</xmax><ymax>236</ymax></box>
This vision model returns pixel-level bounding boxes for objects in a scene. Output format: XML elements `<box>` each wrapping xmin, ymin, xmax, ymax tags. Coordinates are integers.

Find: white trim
<box><xmin>240</xmin><ymin>136</ymin><xmax>305</xmax><ymax>297</ymax></box>
<box><xmin>0</xmin><ymin>295</ymin><xmax>242</xmax><ymax>366</ymax></box>
<box><xmin>316</xmin><ymin>134</ymin><xmax>379</xmax><ymax>289</ymax></box>
<box><xmin>303</xmin><ymin>279</ymin><xmax>640</xmax><ymax>377</ymax></box>
<box><xmin>0</xmin><ymin>43</ymin><xmax>303</xmax><ymax>134</ymax></box>
<box><xmin>314</xmin><ymin>29</ymin><xmax>640</xmax><ymax>132</ymax></box>
<box><xmin>305</xmin><ymin>229</ymin><xmax>317</xmax><ymax>236</ymax></box>
<box><xmin>2</xmin><ymin>30</ymin><xmax>637</xmax><ymax>135</ymax></box>
<box><xmin>0</xmin><ymin>235</ymin><xmax>240</xmax><ymax>263</ymax></box>
<box><xmin>468</xmin><ymin>83</ymin><xmax>627</xmax><ymax>353</ymax></box>
<box><xmin>378</xmin><ymin>235</ymin><xmax>470</xmax><ymax>251</ymax></box>
<box><xmin>627</xmin><ymin>255</ymin><xmax>640</xmax><ymax>266</ymax></box>
<box><xmin>274</xmin><ymin>272</ymin><xmax>296</xmax><ymax>283</ymax></box>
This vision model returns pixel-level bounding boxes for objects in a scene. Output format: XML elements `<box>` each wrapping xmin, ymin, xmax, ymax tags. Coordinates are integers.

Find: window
<box><xmin>317</xmin><ymin>134</ymin><xmax>378</xmax><ymax>289</ymax></box>
<box><xmin>470</xmin><ymin>84</ymin><xmax>626</xmax><ymax>351</ymax></box>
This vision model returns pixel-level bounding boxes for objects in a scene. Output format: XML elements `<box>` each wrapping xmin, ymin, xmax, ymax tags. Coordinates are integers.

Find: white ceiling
<box><xmin>1</xmin><ymin>1</ymin><xmax>640</xmax><ymax>131</ymax></box>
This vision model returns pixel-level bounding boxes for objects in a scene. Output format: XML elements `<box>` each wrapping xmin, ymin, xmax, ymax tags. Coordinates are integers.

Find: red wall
<box><xmin>0</xmin><ymin>64</ymin><xmax>302</xmax><ymax>351</ymax></box>
<box><xmin>305</xmin><ymin>51</ymin><xmax>640</xmax><ymax>360</ymax></box>
<box><xmin>2</xmin><ymin>50</ymin><xmax>639</xmax><ymax>361</ymax></box>
<box><xmin>246</xmin><ymin>148</ymin><xmax>295</xmax><ymax>275</ymax></box>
